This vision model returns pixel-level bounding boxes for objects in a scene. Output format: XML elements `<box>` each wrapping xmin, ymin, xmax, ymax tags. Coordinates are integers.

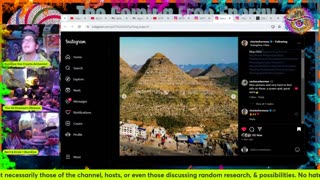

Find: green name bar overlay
<box><xmin>0</xmin><ymin>170</ymin><xmax>320</xmax><ymax>180</ymax></box>
<box><xmin>2</xmin><ymin>62</ymin><xmax>50</xmax><ymax>68</ymax></box>
<box><xmin>2</xmin><ymin>106</ymin><xmax>42</xmax><ymax>111</ymax></box>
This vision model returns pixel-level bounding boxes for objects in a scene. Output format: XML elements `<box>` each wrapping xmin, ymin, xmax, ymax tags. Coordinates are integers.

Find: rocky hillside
<box><xmin>120</xmin><ymin>57</ymin><xmax>136</xmax><ymax>79</ymax></box>
<box><xmin>223</xmin><ymin>67</ymin><xmax>237</xmax><ymax>77</ymax></box>
<box><xmin>199</xmin><ymin>64</ymin><xmax>226</xmax><ymax>78</ymax></box>
<box><xmin>120</xmin><ymin>53</ymin><xmax>237</xmax><ymax>133</ymax></box>
<box><xmin>120</xmin><ymin>57</ymin><xmax>136</xmax><ymax>93</ymax></box>
<box><xmin>187</xmin><ymin>68</ymin><xmax>205</xmax><ymax>77</ymax></box>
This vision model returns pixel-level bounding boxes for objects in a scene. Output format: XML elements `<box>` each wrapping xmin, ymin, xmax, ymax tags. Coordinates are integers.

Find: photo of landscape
<box><xmin>120</xmin><ymin>37</ymin><xmax>238</xmax><ymax>156</ymax></box>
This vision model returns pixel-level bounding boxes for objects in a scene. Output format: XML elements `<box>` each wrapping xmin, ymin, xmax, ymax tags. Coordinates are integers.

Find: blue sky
<box><xmin>120</xmin><ymin>37</ymin><xmax>238</xmax><ymax>65</ymax></box>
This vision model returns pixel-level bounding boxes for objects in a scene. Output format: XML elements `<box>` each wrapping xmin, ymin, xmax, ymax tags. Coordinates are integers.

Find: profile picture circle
<box><xmin>241</xmin><ymin>108</ymin><xmax>248</xmax><ymax>115</ymax></box>
<box><xmin>241</xmin><ymin>79</ymin><xmax>248</xmax><ymax>86</ymax></box>
<box><xmin>241</xmin><ymin>146</ymin><xmax>248</xmax><ymax>153</ymax></box>
<box><xmin>241</xmin><ymin>40</ymin><xmax>248</xmax><ymax>47</ymax></box>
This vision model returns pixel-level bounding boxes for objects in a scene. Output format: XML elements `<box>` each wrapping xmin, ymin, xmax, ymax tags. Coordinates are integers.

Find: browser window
<box><xmin>3</xmin><ymin>14</ymin><xmax>315</xmax><ymax>169</ymax></box>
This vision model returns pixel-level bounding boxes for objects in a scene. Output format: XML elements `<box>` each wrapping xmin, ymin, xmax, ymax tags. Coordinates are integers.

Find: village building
<box><xmin>152</xmin><ymin>127</ymin><xmax>166</xmax><ymax>138</ymax></box>
<box><xmin>120</xmin><ymin>123</ymin><xmax>147</xmax><ymax>140</ymax></box>
<box><xmin>120</xmin><ymin>123</ymin><xmax>139</xmax><ymax>137</ymax></box>
<box><xmin>137</xmin><ymin>127</ymin><xmax>147</xmax><ymax>139</ymax></box>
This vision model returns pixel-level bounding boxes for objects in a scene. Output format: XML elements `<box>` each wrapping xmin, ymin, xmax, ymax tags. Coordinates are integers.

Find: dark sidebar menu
<box><xmin>61</xmin><ymin>33</ymin><xmax>108</xmax><ymax>167</ymax></box>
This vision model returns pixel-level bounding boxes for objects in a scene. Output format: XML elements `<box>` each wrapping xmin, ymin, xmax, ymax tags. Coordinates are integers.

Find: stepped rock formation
<box><xmin>134</xmin><ymin>53</ymin><xmax>200</xmax><ymax>90</ymax></box>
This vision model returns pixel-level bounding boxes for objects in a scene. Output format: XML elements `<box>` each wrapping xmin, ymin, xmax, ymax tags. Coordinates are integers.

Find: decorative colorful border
<box><xmin>0</xmin><ymin>0</ymin><xmax>317</xmax><ymax>23</ymax></box>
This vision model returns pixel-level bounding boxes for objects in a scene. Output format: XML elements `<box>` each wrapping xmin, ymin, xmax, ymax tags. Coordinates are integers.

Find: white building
<box><xmin>137</xmin><ymin>127</ymin><xmax>147</xmax><ymax>139</ymax></box>
<box><xmin>152</xmin><ymin>127</ymin><xmax>166</xmax><ymax>137</ymax></box>
<box><xmin>120</xmin><ymin>123</ymin><xmax>139</xmax><ymax>137</ymax></box>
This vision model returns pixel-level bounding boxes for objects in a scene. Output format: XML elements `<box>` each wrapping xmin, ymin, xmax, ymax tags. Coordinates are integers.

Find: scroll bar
<box><xmin>301</xmin><ymin>49</ymin><xmax>305</xmax><ymax>124</ymax></box>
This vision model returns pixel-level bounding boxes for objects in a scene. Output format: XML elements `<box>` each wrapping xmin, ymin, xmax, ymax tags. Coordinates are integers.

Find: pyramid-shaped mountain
<box><xmin>223</xmin><ymin>67</ymin><xmax>237</xmax><ymax>77</ymax></box>
<box><xmin>187</xmin><ymin>68</ymin><xmax>205</xmax><ymax>77</ymax></box>
<box><xmin>199</xmin><ymin>64</ymin><xmax>226</xmax><ymax>78</ymax></box>
<box><xmin>120</xmin><ymin>57</ymin><xmax>136</xmax><ymax>79</ymax></box>
<box><xmin>135</xmin><ymin>53</ymin><xmax>199</xmax><ymax>89</ymax></box>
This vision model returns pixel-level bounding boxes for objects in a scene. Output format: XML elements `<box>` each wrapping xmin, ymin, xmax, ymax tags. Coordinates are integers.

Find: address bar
<box><xmin>91</xmin><ymin>25</ymin><xmax>150</xmax><ymax>29</ymax></box>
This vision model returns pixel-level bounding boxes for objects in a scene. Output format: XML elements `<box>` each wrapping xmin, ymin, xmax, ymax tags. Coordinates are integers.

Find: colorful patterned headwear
<box><xmin>22</xmin><ymin>25</ymin><xmax>40</xmax><ymax>41</ymax></box>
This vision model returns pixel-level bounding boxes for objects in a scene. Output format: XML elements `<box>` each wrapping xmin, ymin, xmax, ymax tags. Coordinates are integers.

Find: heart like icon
<box><xmin>65</xmin><ymin>110</ymin><xmax>71</xmax><ymax>115</ymax></box>
<box><xmin>241</xmin><ymin>127</ymin><xmax>247</xmax><ymax>132</ymax></box>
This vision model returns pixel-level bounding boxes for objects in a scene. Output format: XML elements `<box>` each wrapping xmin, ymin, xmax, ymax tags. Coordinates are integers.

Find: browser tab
<box><xmin>95</xmin><ymin>16</ymin><xmax>103</xmax><ymax>20</ymax></box>
<box><xmin>219</xmin><ymin>15</ymin><xmax>233</xmax><ymax>22</ymax></box>
<box><xmin>219</xmin><ymin>16</ymin><xmax>227</xmax><ymax>20</ymax></box>
<box><xmin>240</xmin><ymin>16</ymin><xmax>248</xmax><ymax>21</ymax></box>
<box><xmin>260</xmin><ymin>16</ymin><xmax>267</xmax><ymax>21</ymax></box>
<box><xmin>199</xmin><ymin>16</ymin><xmax>206</xmax><ymax>20</ymax></box>
<box><xmin>115</xmin><ymin>16</ymin><xmax>123</xmax><ymax>21</ymax></box>
<box><xmin>137</xmin><ymin>16</ymin><xmax>144</xmax><ymax>21</ymax></box>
